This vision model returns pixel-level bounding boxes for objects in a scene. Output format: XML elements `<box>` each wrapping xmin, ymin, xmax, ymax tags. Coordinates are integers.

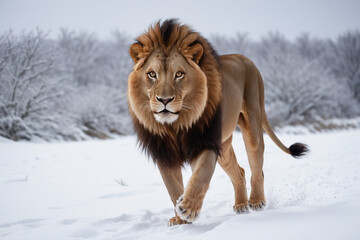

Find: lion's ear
<box><xmin>188</xmin><ymin>43</ymin><xmax>203</xmax><ymax>64</ymax></box>
<box><xmin>129</xmin><ymin>43</ymin><xmax>143</xmax><ymax>64</ymax></box>
<box><xmin>183</xmin><ymin>43</ymin><xmax>203</xmax><ymax>65</ymax></box>
<box><xmin>130</xmin><ymin>43</ymin><xmax>148</xmax><ymax>70</ymax></box>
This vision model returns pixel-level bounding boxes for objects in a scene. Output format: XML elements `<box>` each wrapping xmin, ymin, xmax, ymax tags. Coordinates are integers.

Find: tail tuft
<box><xmin>289</xmin><ymin>143</ymin><xmax>309</xmax><ymax>158</ymax></box>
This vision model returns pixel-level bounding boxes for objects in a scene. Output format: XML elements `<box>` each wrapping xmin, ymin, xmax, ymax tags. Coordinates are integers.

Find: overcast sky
<box><xmin>0</xmin><ymin>0</ymin><xmax>359</xmax><ymax>40</ymax></box>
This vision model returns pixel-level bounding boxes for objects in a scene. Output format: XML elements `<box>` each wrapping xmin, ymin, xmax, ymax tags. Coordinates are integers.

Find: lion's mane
<box><xmin>128</xmin><ymin>19</ymin><xmax>222</xmax><ymax>168</ymax></box>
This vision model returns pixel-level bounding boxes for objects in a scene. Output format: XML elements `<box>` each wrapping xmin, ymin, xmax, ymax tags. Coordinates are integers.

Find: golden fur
<box><xmin>128</xmin><ymin>21</ymin><xmax>221</xmax><ymax>136</ymax></box>
<box><xmin>127</xmin><ymin>19</ymin><xmax>308</xmax><ymax>226</ymax></box>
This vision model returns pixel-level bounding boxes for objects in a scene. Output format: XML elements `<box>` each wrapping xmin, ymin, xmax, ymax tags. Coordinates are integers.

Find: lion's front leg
<box><xmin>175</xmin><ymin>150</ymin><xmax>217</xmax><ymax>222</ymax></box>
<box><xmin>157</xmin><ymin>163</ymin><xmax>191</xmax><ymax>226</ymax></box>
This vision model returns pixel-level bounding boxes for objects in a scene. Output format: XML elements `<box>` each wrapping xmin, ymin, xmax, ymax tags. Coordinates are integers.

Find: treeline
<box><xmin>0</xmin><ymin>30</ymin><xmax>133</xmax><ymax>140</ymax></box>
<box><xmin>0</xmin><ymin>29</ymin><xmax>359</xmax><ymax>141</ymax></box>
<box><xmin>211</xmin><ymin>32</ymin><xmax>360</xmax><ymax>130</ymax></box>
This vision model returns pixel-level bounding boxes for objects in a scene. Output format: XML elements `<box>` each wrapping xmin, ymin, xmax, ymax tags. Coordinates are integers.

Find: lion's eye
<box><xmin>175</xmin><ymin>71</ymin><xmax>184</xmax><ymax>80</ymax></box>
<box><xmin>147</xmin><ymin>71</ymin><xmax>157</xmax><ymax>80</ymax></box>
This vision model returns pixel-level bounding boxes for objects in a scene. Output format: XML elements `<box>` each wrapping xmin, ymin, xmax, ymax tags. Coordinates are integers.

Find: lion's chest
<box><xmin>133</xmin><ymin>107</ymin><xmax>222</xmax><ymax>168</ymax></box>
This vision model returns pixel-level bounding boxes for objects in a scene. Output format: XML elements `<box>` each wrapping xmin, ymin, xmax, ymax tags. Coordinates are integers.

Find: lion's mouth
<box><xmin>153</xmin><ymin>108</ymin><xmax>180</xmax><ymax>124</ymax></box>
<box><xmin>154</xmin><ymin>109</ymin><xmax>180</xmax><ymax>115</ymax></box>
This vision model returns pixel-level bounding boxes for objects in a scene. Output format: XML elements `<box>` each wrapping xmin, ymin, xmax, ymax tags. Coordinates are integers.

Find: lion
<box><xmin>127</xmin><ymin>19</ymin><xmax>308</xmax><ymax>226</ymax></box>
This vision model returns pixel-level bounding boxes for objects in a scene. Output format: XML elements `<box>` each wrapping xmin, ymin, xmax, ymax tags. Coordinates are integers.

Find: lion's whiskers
<box><xmin>181</xmin><ymin>104</ymin><xmax>193</xmax><ymax>111</ymax></box>
<box><xmin>141</xmin><ymin>104</ymin><xmax>152</xmax><ymax>112</ymax></box>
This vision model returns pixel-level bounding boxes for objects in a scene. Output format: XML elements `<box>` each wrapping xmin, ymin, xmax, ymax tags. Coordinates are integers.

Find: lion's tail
<box><xmin>262</xmin><ymin>114</ymin><xmax>308</xmax><ymax>158</ymax></box>
<box><xmin>258</xmin><ymin>71</ymin><xmax>309</xmax><ymax>158</ymax></box>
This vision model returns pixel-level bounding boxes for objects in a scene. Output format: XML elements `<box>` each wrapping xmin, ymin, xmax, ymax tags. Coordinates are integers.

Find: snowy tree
<box><xmin>254</xmin><ymin>32</ymin><xmax>292</xmax><ymax>61</ymax></box>
<box><xmin>294</xmin><ymin>33</ymin><xmax>328</xmax><ymax>61</ymax></box>
<box><xmin>57</xmin><ymin>30</ymin><xmax>133</xmax><ymax>138</ymax></box>
<box><xmin>57</xmin><ymin>29</ymin><xmax>132</xmax><ymax>88</ymax></box>
<box><xmin>58</xmin><ymin>29</ymin><xmax>104</xmax><ymax>86</ymax></box>
<box><xmin>328</xmin><ymin>31</ymin><xmax>360</xmax><ymax>103</ymax></box>
<box><xmin>101</xmin><ymin>31</ymin><xmax>133</xmax><ymax>88</ymax></box>
<box><xmin>255</xmin><ymin>33</ymin><xmax>358</xmax><ymax>127</ymax></box>
<box><xmin>0</xmin><ymin>30</ymin><xmax>66</xmax><ymax>140</ymax></box>
<box><xmin>210</xmin><ymin>33</ymin><xmax>250</xmax><ymax>56</ymax></box>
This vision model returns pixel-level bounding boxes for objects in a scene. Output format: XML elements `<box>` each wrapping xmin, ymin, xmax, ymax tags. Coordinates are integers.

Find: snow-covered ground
<box><xmin>1</xmin><ymin>130</ymin><xmax>360</xmax><ymax>240</ymax></box>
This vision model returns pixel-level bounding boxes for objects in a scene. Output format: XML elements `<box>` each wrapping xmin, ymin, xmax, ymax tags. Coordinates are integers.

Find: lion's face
<box><xmin>128</xmin><ymin>45</ymin><xmax>208</xmax><ymax>130</ymax></box>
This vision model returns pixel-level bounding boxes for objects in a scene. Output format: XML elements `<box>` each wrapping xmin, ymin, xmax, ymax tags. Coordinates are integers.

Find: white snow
<box><xmin>1</xmin><ymin>130</ymin><xmax>360</xmax><ymax>240</ymax></box>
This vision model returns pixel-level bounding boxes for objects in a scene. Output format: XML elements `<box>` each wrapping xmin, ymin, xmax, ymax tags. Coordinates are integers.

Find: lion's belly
<box><xmin>219</xmin><ymin>55</ymin><xmax>246</xmax><ymax>143</ymax></box>
<box><xmin>220</xmin><ymin>74</ymin><xmax>245</xmax><ymax>142</ymax></box>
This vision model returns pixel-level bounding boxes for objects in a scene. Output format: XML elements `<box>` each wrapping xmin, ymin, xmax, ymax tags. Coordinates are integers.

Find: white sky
<box><xmin>0</xmin><ymin>0</ymin><xmax>359</xmax><ymax>40</ymax></box>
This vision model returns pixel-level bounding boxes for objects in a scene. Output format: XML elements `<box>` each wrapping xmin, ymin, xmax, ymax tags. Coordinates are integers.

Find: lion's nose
<box><xmin>156</xmin><ymin>96</ymin><xmax>174</xmax><ymax>105</ymax></box>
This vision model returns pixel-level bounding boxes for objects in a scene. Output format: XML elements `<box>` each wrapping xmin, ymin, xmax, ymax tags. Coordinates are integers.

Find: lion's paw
<box><xmin>175</xmin><ymin>195</ymin><xmax>201</xmax><ymax>223</ymax></box>
<box><xmin>167</xmin><ymin>215</ymin><xmax>191</xmax><ymax>227</ymax></box>
<box><xmin>248</xmin><ymin>200</ymin><xmax>266</xmax><ymax>211</ymax></box>
<box><xmin>233</xmin><ymin>202</ymin><xmax>250</xmax><ymax>214</ymax></box>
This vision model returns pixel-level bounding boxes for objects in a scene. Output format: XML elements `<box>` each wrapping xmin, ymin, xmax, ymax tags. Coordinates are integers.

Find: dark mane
<box><xmin>136</xmin><ymin>19</ymin><xmax>220</xmax><ymax>64</ymax></box>
<box><xmin>160</xmin><ymin>19</ymin><xmax>178</xmax><ymax>46</ymax></box>
<box><xmin>133</xmin><ymin>106</ymin><xmax>222</xmax><ymax>168</ymax></box>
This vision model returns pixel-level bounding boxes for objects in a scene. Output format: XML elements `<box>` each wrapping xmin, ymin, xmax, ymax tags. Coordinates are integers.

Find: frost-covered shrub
<box><xmin>0</xmin><ymin>114</ymin><xmax>30</xmax><ymax>140</ymax></box>
<box><xmin>68</xmin><ymin>85</ymin><xmax>132</xmax><ymax>138</ymax></box>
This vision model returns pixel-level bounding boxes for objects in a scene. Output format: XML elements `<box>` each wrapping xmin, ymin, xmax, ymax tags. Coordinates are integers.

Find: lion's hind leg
<box><xmin>218</xmin><ymin>135</ymin><xmax>249</xmax><ymax>214</ymax></box>
<box><xmin>238</xmin><ymin>109</ymin><xmax>266</xmax><ymax>211</ymax></box>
